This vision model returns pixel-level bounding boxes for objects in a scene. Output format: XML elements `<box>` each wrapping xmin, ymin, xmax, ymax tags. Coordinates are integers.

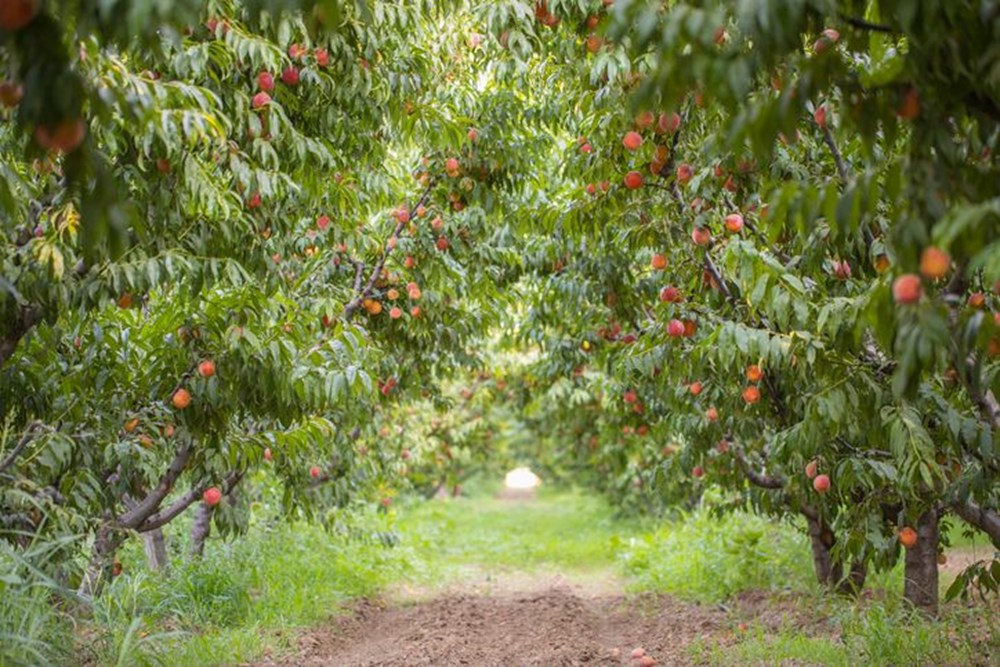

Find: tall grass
<box><xmin>620</xmin><ymin>506</ymin><xmax>815</xmax><ymax>602</ymax></box>
<box><xmin>0</xmin><ymin>536</ymin><xmax>80</xmax><ymax>667</ymax></box>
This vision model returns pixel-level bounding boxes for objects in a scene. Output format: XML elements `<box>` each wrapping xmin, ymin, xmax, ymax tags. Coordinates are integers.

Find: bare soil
<box><xmin>246</xmin><ymin>571</ymin><xmax>805</xmax><ymax>667</ymax></box>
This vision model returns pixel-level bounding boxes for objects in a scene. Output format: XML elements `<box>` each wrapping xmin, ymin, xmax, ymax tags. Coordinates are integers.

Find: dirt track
<box><xmin>260</xmin><ymin>589</ymin><xmax>726</xmax><ymax>666</ymax></box>
<box><xmin>249</xmin><ymin>573</ymin><xmax>750</xmax><ymax>667</ymax></box>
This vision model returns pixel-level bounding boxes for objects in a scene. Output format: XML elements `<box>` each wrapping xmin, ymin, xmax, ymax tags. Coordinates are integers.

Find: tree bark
<box><xmin>804</xmin><ymin>513</ymin><xmax>866</xmax><ymax>594</ymax></box>
<box><xmin>903</xmin><ymin>508</ymin><xmax>940</xmax><ymax>617</ymax></box>
<box><xmin>188</xmin><ymin>501</ymin><xmax>214</xmax><ymax>558</ymax></box>
<box><xmin>142</xmin><ymin>527</ymin><xmax>169</xmax><ymax>571</ymax></box>
<box><xmin>806</xmin><ymin>514</ymin><xmax>842</xmax><ymax>586</ymax></box>
<box><xmin>952</xmin><ymin>501</ymin><xmax>1000</xmax><ymax>548</ymax></box>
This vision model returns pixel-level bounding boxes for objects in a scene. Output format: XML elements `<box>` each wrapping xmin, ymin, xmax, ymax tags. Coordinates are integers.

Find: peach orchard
<box><xmin>1</xmin><ymin>0</ymin><xmax>998</xmax><ymax>617</ymax></box>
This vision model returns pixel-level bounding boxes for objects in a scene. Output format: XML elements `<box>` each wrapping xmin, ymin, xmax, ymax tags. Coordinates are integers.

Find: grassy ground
<box><xmin>2</xmin><ymin>487</ymin><xmax>997</xmax><ymax>666</ymax></box>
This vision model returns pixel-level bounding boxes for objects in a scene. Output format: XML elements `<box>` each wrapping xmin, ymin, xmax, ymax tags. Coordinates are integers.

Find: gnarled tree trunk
<box><xmin>903</xmin><ymin>508</ymin><xmax>939</xmax><ymax>617</ymax></box>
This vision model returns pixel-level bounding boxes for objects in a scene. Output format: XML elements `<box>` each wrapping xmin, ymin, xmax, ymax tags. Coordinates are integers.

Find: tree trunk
<box><xmin>78</xmin><ymin>524</ymin><xmax>121</xmax><ymax>599</ymax></box>
<box><xmin>189</xmin><ymin>502</ymin><xmax>214</xmax><ymax>559</ymax></box>
<box><xmin>903</xmin><ymin>508</ymin><xmax>939</xmax><ymax>617</ymax></box>
<box><xmin>805</xmin><ymin>514</ymin><xmax>866</xmax><ymax>594</ymax></box>
<box><xmin>142</xmin><ymin>526</ymin><xmax>169</xmax><ymax>571</ymax></box>
<box><xmin>806</xmin><ymin>514</ymin><xmax>842</xmax><ymax>586</ymax></box>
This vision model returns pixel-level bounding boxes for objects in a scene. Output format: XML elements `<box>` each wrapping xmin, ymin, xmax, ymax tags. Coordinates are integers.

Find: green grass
<box><xmin>80</xmin><ymin>509</ymin><xmax>419</xmax><ymax>667</ymax></box>
<box><xmin>620</xmin><ymin>507</ymin><xmax>816</xmax><ymax>602</ymax></box>
<box><xmin>396</xmin><ymin>488</ymin><xmax>648</xmax><ymax>576</ymax></box>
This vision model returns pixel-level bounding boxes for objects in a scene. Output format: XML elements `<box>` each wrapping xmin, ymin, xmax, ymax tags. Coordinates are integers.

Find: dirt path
<box><xmin>249</xmin><ymin>571</ymin><xmax>753</xmax><ymax>667</ymax></box>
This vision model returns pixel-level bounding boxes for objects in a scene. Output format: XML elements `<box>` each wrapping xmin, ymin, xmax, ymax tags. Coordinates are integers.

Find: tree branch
<box><xmin>733</xmin><ymin>444</ymin><xmax>786</xmax><ymax>489</ymax></box>
<box><xmin>951</xmin><ymin>501</ymin><xmax>1000</xmax><ymax>548</ymax></box>
<box><xmin>0</xmin><ymin>421</ymin><xmax>45</xmax><ymax>475</ymax></box>
<box><xmin>138</xmin><ymin>469</ymin><xmax>244</xmax><ymax>533</ymax></box>
<box><xmin>117</xmin><ymin>438</ymin><xmax>193</xmax><ymax>529</ymax></box>
<box><xmin>837</xmin><ymin>13</ymin><xmax>894</xmax><ymax>34</ymax></box>
<box><xmin>342</xmin><ymin>181</ymin><xmax>436</xmax><ymax>321</ymax></box>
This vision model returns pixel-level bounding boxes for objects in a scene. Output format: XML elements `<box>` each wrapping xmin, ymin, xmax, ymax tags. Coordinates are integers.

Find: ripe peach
<box><xmin>919</xmin><ymin>247</ymin><xmax>950</xmax><ymax>280</ymax></box>
<box><xmin>705</xmin><ymin>406</ymin><xmax>718</xmax><ymax>422</ymax></box>
<box><xmin>892</xmin><ymin>274</ymin><xmax>922</xmax><ymax>304</ymax></box>
<box><xmin>639</xmin><ymin>657</ymin><xmax>656</xmax><ymax>667</ymax></box>
<box><xmin>0</xmin><ymin>0</ymin><xmax>38</xmax><ymax>31</ymax></box>
<box><xmin>692</xmin><ymin>466</ymin><xmax>704</xmax><ymax>478</ymax></box>
<box><xmin>724</xmin><ymin>213</ymin><xmax>743</xmax><ymax>233</ymax></box>
<box><xmin>691</xmin><ymin>227</ymin><xmax>711</xmax><ymax>246</ymax></box>
<box><xmin>813</xmin><ymin>105</ymin><xmax>827</xmax><ymax>129</ymax></box>
<box><xmin>659</xmin><ymin>285</ymin><xmax>681</xmax><ymax>303</ymax></box>
<box><xmin>624</xmin><ymin>171</ymin><xmax>643</xmax><ymax>189</ymax></box>
<box><xmin>585</xmin><ymin>183</ymin><xmax>597</xmax><ymax>196</ymax></box>
<box><xmin>264</xmin><ymin>447</ymin><xmax>273</xmax><ymax>461</ymax></box>
<box><xmin>410</xmin><ymin>306</ymin><xmax>421</xmax><ymax>317</ymax></box>
<box><xmin>35</xmin><ymin>119</ymin><xmax>86</xmax><ymax>153</ymax></box>
<box><xmin>395</xmin><ymin>207</ymin><xmax>410</xmax><ymax>224</ymax></box>
<box><xmin>203</xmin><ymin>487</ymin><xmax>222</xmax><ymax>506</ymax></box>
<box><xmin>742</xmin><ymin>386</ymin><xmax>760</xmax><ymax>404</ymax></box>
<box><xmin>667</xmin><ymin>319</ymin><xmax>685</xmax><ymax>337</ymax></box>
<box><xmin>445</xmin><ymin>158</ymin><xmax>460</xmax><ymax>176</ymax></box>
<box><xmin>874</xmin><ymin>254</ymin><xmax>891</xmax><ymax>273</ymax></box>
<box><xmin>805</xmin><ymin>459</ymin><xmax>818</xmax><ymax>479</ymax></box>
<box><xmin>171</xmin><ymin>388</ymin><xmax>191</xmax><ymax>410</ymax></box>
<box><xmin>198</xmin><ymin>359</ymin><xmax>216</xmax><ymax>378</ymax></box>
<box><xmin>689</xmin><ymin>381</ymin><xmax>702</xmax><ymax>396</ymax></box>
<box><xmin>258</xmin><ymin>71</ymin><xmax>275</xmax><ymax>92</ymax></box>
<box><xmin>436</xmin><ymin>236</ymin><xmax>449</xmax><ymax>251</ymax></box>
<box><xmin>746</xmin><ymin>364</ymin><xmax>762</xmax><ymax>383</ymax></box>
<box><xmin>281</xmin><ymin>67</ymin><xmax>299</xmax><ymax>86</ymax></box>
<box><xmin>248</xmin><ymin>191</ymin><xmax>262</xmax><ymax>209</ymax></box>
<box><xmin>389</xmin><ymin>306</ymin><xmax>403</xmax><ymax>319</ymax></box>
<box><xmin>623</xmin><ymin>131</ymin><xmax>643</xmax><ymax>151</ymax></box>
<box><xmin>580</xmin><ymin>142</ymin><xmax>593</xmax><ymax>154</ymax></box>
<box><xmin>659</xmin><ymin>111</ymin><xmax>681</xmax><ymax>133</ymax></box>
<box><xmin>899</xmin><ymin>526</ymin><xmax>917</xmax><ymax>549</ymax></box>
<box><xmin>316</xmin><ymin>215</ymin><xmax>330</xmax><ymax>231</ymax></box>
<box><xmin>635</xmin><ymin>111</ymin><xmax>655</xmax><ymax>129</ymax></box>
<box><xmin>467</xmin><ymin>128</ymin><xmax>478</xmax><ymax>142</ymax></box>
<box><xmin>309</xmin><ymin>466</ymin><xmax>321</xmax><ymax>479</ymax></box>
<box><xmin>315</xmin><ymin>48</ymin><xmax>330</xmax><ymax>67</ymax></box>
<box><xmin>651</xmin><ymin>253</ymin><xmax>667</xmax><ymax>270</ymax></box>
<box><xmin>676</xmin><ymin>163</ymin><xmax>693</xmax><ymax>184</ymax></box>
<box><xmin>968</xmin><ymin>292</ymin><xmax>985</xmax><ymax>309</ymax></box>
<box><xmin>813</xmin><ymin>474</ymin><xmax>830</xmax><ymax>493</ymax></box>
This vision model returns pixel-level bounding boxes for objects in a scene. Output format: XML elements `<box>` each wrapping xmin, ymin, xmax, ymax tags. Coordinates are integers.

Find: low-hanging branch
<box><xmin>138</xmin><ymin>469</ymin><xmax>244</xmax><ymax>533</ymax></box>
